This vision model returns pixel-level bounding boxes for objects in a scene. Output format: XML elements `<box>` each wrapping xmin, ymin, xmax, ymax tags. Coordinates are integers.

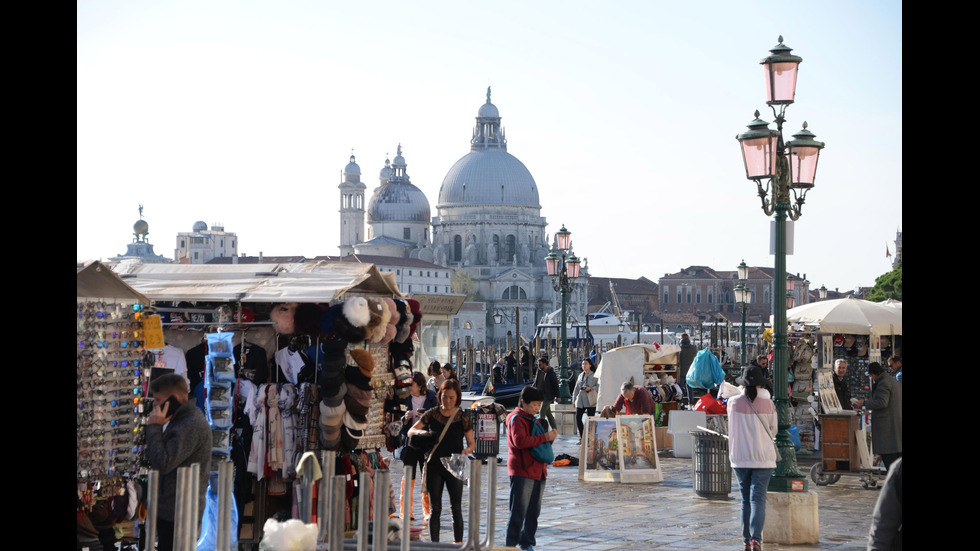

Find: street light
<box><xmin>736</xmin><ymin>36</ymin><xmax>825</xmax><ymax>493</ymax></box>
<box><xmin>545</xmin><ymin>224</ymin><xmax>581</xmax><ymax>404</ymax></box>
<box><xmin>735</xmin><ymin>260</ymin><xmax>754</xmax><ymax>368</ymax></box>
<box><xmin>492</xmin><ymin>307</ymin><xmax>521</xmax><ymax>346</ymax></box>
<box><xmin>818</xmin><ymin>284</ymin><xmax>828</xmax><ymax>300</ymax></box>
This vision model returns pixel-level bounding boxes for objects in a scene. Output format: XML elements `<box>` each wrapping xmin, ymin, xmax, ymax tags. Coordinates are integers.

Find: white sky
<box><xmin>77</xmin><ymin>0</ymin><xmax>902</xmax><ymax>293</ymax></box>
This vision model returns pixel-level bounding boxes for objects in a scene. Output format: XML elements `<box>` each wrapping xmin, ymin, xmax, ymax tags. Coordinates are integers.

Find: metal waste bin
<box><xmin>691</xmin><ymin>430</ymin><xmax>731</xmax><ymax>498</ymax></box>
<box><xmin>470</xmin><ymin>406</ymin><xmax>500</xmax><ymax>458</ymax></box>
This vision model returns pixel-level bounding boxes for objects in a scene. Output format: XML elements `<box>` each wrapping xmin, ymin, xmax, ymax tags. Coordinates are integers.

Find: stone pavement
<box><xmin>387</xmin><ymin>434</ymin><xmax>883</xmax><ymax>550</ymax></box>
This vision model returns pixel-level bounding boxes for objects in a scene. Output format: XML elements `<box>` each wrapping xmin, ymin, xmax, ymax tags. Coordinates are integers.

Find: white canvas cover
<box><xmin>779</xmin><ymin>296</ymin><xmax>903</xmax><ymax>335</ymax></box>
<box><xmin>109</xmin><ymin>260</ymin><xmax>401</xmax><ymax>303</ymax></box>
<box><xmin>594</xmin><ymin>343</ymin><xmax>682</xmax><ymax>409</ymax></box>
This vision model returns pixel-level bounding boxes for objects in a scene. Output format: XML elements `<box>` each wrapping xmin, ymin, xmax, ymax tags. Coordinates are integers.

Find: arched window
<box><xmin>493</xmin><ymin>235</ymin><xmax>501</xmax><ymax>262</ymax></box>
<box><xmin>463</xmin><ymin>321</ymin><xmax>472</xmax><ymax>329</ymax></box>
<box><xmin>505</xmin><ymin>235</ymin><xmax>516</xmax><ymax>262</ymax></box>
<box><xmin>708</xmin><ymin>293</ymin><xmax>713</xmax><ymax>304</ymax></box>
<box><xmin>453</xmin><ymin>235</ymin><xmax>462</xmax><ymax>262</ymax></box>
<box><xmin>502</xmin><ymin>285</ymin><xmax>527</xmax><ymax>300</ymax></box>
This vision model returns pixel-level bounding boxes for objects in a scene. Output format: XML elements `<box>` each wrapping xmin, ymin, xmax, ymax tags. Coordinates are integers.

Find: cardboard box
<box><xmin>655</xmin><ymin>426</ymin><xmax>673</xmax><ymax>450</ymax></box>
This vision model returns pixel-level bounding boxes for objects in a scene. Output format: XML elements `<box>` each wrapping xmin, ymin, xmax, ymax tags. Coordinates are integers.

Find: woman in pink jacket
<box><xmin>728</xmin><ymin>364</ymin><xmax>778</xmax><ymax>551</ymax></box>
<box><xmin>505</xmin><ymin>385</ymin><xmax>558</xmax><ymax>551</ymax></box>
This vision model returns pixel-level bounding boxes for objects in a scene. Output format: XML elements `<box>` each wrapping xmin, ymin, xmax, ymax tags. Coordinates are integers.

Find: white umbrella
<box><xmin>879</xmin><ymin>298</ymin><xmax>902</xmax><ymax>311</ymax></box>
<box><xmin>780</xmin><ymin>296</ymin><xmax>903</xmax><ymax>335</ymax></box>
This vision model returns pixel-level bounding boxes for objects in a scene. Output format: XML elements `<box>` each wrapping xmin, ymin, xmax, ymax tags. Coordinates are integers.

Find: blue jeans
<box><xmin>506</xmin><ymin>475</ymin><xmax>546</xmax><ymax>549</ymax></box>
<box><xmin>733</xmin><ymin>468</ymin><xmax>773</xmax><ymax>543</ymax></box>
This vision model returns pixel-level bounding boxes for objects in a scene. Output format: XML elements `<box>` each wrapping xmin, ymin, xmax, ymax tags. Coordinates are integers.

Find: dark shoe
<box><xmin>751</xmin><ymin>539</ymin><xmax>763</xmax><ymax>551</ymax></box>
<box><xmin>743</xmin><ymin>542</ymin><xmax>752</xmax><ymax>551</ymax></box>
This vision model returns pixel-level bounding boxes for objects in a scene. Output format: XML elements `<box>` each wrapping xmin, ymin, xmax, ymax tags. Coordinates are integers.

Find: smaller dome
<box><xmin>133</xmin><ymin>220</ymin><xmax>149</xmax><ymax>235</ymax></box>
<box><xmin>193</xmin><ymin>221</ymin><xmax>207</xmax><ymax>232</ymax></box>
<box><xmin>379</xmin><ymin>158</ymin><xmax>392</xmax><ymax>181</ymax></box>
<box><xmin>344</xmin><ymin>154</ymin><xmax>361</xmax><ymax>176</ymax></box>
<box><xmin>478</xmin><ymin>101</ymin><xmax>499</xmax><ymax>118</ymax></box>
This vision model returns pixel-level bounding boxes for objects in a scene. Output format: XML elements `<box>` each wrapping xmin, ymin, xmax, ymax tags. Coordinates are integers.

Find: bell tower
<box><xmin>339</xmin><ymin>153</ymin><xmax>366</xmax><ymax>256</ymax></box>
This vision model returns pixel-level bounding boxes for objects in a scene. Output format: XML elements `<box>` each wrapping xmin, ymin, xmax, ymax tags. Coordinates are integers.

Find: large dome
<box><xmin>437</xmin><ymin>149</ymin><xmax>540</xmax><ymax>208</ymax></box>
<box><xmin>367</xmin><ymin>182</ymin><xmax>431</xmax><ymax>223</ymax></box>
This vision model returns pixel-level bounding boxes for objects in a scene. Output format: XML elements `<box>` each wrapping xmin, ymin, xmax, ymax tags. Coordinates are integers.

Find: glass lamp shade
<box><xmin>761</xmin><ymin>36</ymin><xmax>802</xmax><ymax>105</ymax></box>
<box><xmin>556</xmin><ymin>225</ymin><xmax>571</xmax><ymax>251</ymax></box>
<box><xmin>734</xmin><ymin>284</ymin><xmax>748</xmax><ymax>305</ymax></box>
<box><xmin>566</xmin><ymin>253</ymin><xmax>581</xmax><ymax>279</ymax></box>
<box><xmin>746</xmin><ymin>289</ymin><xmax>754</xmax><ymax>304</ymax></box>
<box><xmin>493</xmin><ymin>311</ymin><xmax>502</xmax><ymax>324</ymax></box>
<box><xmin>737</xmin><ymin>112</ymin><xmax>778</xmax><ymax>180</ymax></box>
<box><xmin>545</xmin><ymin>249</ymin><xmax>559</xmax><ymax>276</ymax></box>
<box><xmin>787</xmin><ymin>295</ymin><xmax>796</xmax><ymax>309</ymax></box>
<box><xmin>786</xmin><ymin>276</ymin><xmax>795</xmax><ymax>292</ymax></box>
<box><xmin>818</xmin><ymin>285</ymin><xmax>828</xmax><ymax>300</ymax></box>
<box><xmin>737</xmin><ymin>260</ymin><xmax>749</xmax><ymax>282</ymax></box>
<box><xmin>787</xmin><ymin>122</ymin><xmax>825</xmax><ymax>189</ymax></box>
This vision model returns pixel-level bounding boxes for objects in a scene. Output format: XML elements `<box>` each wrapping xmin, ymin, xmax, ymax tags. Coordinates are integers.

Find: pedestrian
<box><xmin>678</xmin><ymin>333</ymin><xmax>697</xmax><ymax>403</ymax></box>
<box><xmin>392</xmin><ymin>371</ymin><xmax>438</xmax><ymax>521</ymax></box>
<box><xmin>519</xmin><ymin>346</ymin><xmax>532</xmax><ymax>382</ymax></box>
<box><xmin>406</xmin><ymin>379</ymin><xmax>475</xmax><ymax>544</ymax></box>
<box><xmin>832</xmin><ymin>359</ymin><xmax>852</xmax><ymax>410</ymax></box>
<box><xmin>493</xmin><ymin>357</ymin><xmax>506</xmax><ymax>385</ymax></box>
<box><xmin>426</xmin><ymin>360</ymin><xmax>444</xmax><ymax>393</ymax></box>
<box><xmin>855</xmin><ymin>362</ymin><xmax>903</xmax><ymax>472</ymax></box>
<box><xmin>505</xmin><ymin>385</ymin><xmax>558</xmax><ymax>551</ymax></box>
<box><xmin>867</xmin><ymin>457</ymin><xmax>902</xmax><ymax>550</ymax></box>
<box><xmin>887</xmin><ymin>355</ymin><xmax>902</xmax><ymax>384</ymax></box>
<box><xmin>532</xmin><ymin>356</ymin><xmax>560</xmax><ymax>430</ymax></box>
<box><xmin>145</xmin><ymin>373</ymin><xmax>213</xmax><ymax>551</ymax></box>
<box><xmin>505</xmin><ymin>349</ymin><xmax>519</xmax><ymax>384</ymax></box>
<box><xmin>611</xmin><ymin>378</ymin><xmax>655</xmax><ymax>415</ymax></box>
<box><xmin>571</xmin><ymin>358</ymin><xmax>599</xmax><ymax>441</ymax></box>
<box><xmin>728</xmin><ymin>363</ymin><xmax>778</xmax><ymax>551</ymax></box>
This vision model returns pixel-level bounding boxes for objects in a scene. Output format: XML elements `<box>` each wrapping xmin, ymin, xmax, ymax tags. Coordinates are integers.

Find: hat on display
<box><xmin>406</xmin><ymin>298</ymin><xmax>423</xmax><ymax>339</ymax></box>
<box><xmin>319</xmin><ymin>381</ymin><xmax>348</xmax><ymax>406</ymax></box>
<box><xmin>856</xmin><ymin>337</ymin><xmax>868</xmax><ymax>357</ymax></box>
<box><xmin>394</xmin><ymin>299</ymin><xmax>413</xmax><ymax>343</ymax></box>
<box><xmin>294</xmin><ymin>303</ymin><xmax>325</xmax><ymax>337</ymax></box>
<box><xmin>736</xmin><ymin>364</ymin><xmax>768</xmax><ymax>388</ymax></box>
<box><xmin>344</xmin><ymin>410</ymin><xmax>368</xmax><ymax>431</ymax></box>
<box><xmin>393</xmin><ymin>359</ymin><xmax>413</xmax><ymax>399</ymax></box>
<box><xmin>381</xmin><ymin>297</ymin><xmax>400</xmax><ymax>344</ymax></box>
<box><xmin>365</xmin><ymin>298</ymin><xmax>391</xmax><ymax>344</ymax></box>
<box><xmin>319</xmin><ymin>401</ymin><xmax>346</xmax><ymax>426</ymax></box>
<box><xmin>833</xmin><ymin>334</ymin><xmax>845</xmax><ymax>346</ymax></box>
<box><xmin>343</xmin><ymin>391</ymin><xmax>370</xmax><ymax>417</ymax></box>
<box><xmin>270</xmin><ymin>303</ymin><xmax>298</xmax><ymax>334</ymax></box>
<box><xmin>318</xmin><ymin>336</ymin><xmax>347</xmax><ymax>374</ymax></box>
<box><xmin>388</xmin><ymin>338</ymin><xmax>414</xmax><ymax>356</ymax></box>
<box><xmin>341</xmin><ymin>425</ymin><xmax>363</xmax><ymax>450</ymax></box>
<box><xmin>349</xmin><ymin>348</ymin><xmax>375</xmax><ymax>379</ymax></box>
<box><xmin>331</xmin><ymin>298</ymin><xmax>372</xmax><ymax>343</ymax></box>
<box><xmin>345</xmin><ymin>381</ymin><xmax>374</xmax><ymax>404</ymax></box>
<box><xmin>843</xmin><ymin>335</ymin><xmax>856</xmax><ymax>348</ymax></box>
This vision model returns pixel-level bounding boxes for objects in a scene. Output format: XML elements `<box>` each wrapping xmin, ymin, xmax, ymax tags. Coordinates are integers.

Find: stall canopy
<box><xmin>77</xmin><ymin>260</ymin><xmax>149</xmax><ymax>303</ymax></box>
<box><xmin>594</xmin><ymin>343</ymin><xmax>682</xmax><ymax>410</ymax></box>
<box><xmin>779</xmin><ymin>296</ymin><xmax>903</xmax><ymax>335</ymax></box>
<box><xmin>110</xmin><ymin>260</ymin><xmax>402</xmax><ymax>303</ymax></box>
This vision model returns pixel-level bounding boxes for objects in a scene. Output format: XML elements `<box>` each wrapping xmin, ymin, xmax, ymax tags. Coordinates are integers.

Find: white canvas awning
<box><xmin>110</xmin><ymin>260</ymin><xmax>402</xmax><ymax>303</ymax></box>
<box><xmin>77</xmin><ymin>260</ymin><xmax>150</xmax><ymax>303</ymax></box>
<box><xmin>594</xmin><ymin>343</ymin><xmax>682</xmax><ymax>409</ymax></box>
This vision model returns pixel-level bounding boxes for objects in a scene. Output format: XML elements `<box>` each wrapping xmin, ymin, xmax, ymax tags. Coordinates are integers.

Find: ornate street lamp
<box><xmin>493</xmin><ymin>307</ymin><xmax>521</xmax><ymax>346</ymax></box>
<box><xmin>818</xmin><ymin>284</ymin><xmax>828</xmax><ymax>300</ymax></box>
<box><xmin>735</xmin><ymin>260</ymin><xmax>754</xmax><ymax>368</ymax></box>
<box><xmin>545</xmin><ymin>224</ymin><xmax>581</xmax><ymax>403</ymax></box>
<box><xmin>736</xmin><ymin>36</ymin><xmax>825</xmax><ymax>493</ymax></box>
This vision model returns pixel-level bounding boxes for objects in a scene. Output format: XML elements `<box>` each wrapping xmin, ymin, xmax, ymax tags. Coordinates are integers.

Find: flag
<box><xmin>886</xmin><ymin>244</ymin><xmax>892</xmax><ymax>258</ymax></box>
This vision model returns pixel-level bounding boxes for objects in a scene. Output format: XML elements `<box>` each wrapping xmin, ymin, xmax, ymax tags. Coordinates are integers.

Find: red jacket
<box><xmin>506</xmin><ymin>407</ymin><xmax>550</xmax><ymax>481</ymax></box>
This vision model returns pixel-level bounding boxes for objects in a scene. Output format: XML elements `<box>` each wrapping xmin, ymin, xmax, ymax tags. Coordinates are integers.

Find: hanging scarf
<box><xmin>266</xmin><ymin>384</ymin><xmax>283</xmax><ymax>476</ymax></box>
<box><xmin>279</xmin><ymin>383</ymin><xmax>298</xmax><ymax>478</ymax></box>
<box><xmin>247</xmin><ymin>383</ymin><xmax>268</xmax><ymax>480</ymax></box>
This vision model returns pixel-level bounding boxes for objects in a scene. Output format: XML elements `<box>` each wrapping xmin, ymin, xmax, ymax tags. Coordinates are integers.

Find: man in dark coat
<box><xmin>504</xmin><ymin>349</ymin><xmax>519</xmax><ymax>384</ymax></box>
<box><xmin>146</xmin><ymin>374</ymin><xmax>213</xmax><ymax>551</ymax></box>
<box><xmin>856</xmin><ymin>362</ymin><xmax>903</xmax><ymax>471</ymax></box>
<box><xmin>832</xmin><ymin>359</ymin><xmax>852</xmax><ymax>410</ymax></box>
<box><xmin>532</xmin><ymin>356</ymin><xmax>561</xmax><ymax>430</ymax></box>
<box><xmin>678</xmin><ymin>333</ymin><xmax>697</xmax><ymax>402</ymax></box>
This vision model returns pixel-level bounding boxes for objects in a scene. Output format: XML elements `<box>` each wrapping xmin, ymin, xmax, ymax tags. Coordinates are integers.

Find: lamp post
<box><xmin>545</xmin><ymin>224</ymin><xmax>581</xmax><ymax>404</ymax></box>
<box><xmin>735</xmin><ymin>260</ymin><xmax>753</xmax><ymax>368</ymax></box>
<box><xmin>736</xmin><ymin>36</ymin><xmax>825</xmax><ymax>493</ymax></box>
<box><xmin>493</xmin><ymin>306</ymin><xmax>521</xmax><ymax>346</ymax></box>
<box><xmin>818</xmin><ymin>284</ymin><xmax>828</xmax><ymax>301</ymax></box>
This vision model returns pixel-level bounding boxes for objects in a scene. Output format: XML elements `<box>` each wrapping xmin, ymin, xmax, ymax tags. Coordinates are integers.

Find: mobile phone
<box><xmin>162</xmin><ymin>396</ymin><xmax>182</xmax><ymax>418</ymax></box>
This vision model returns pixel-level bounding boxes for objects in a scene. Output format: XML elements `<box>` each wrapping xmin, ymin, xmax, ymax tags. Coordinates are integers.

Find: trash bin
<box><xmin>469</xmin><ymin>407</ymin><xmax>500</xmax><ymax>458</ymax></box>
<box><xmin>691</xmin><ymin>430</ymin><xmax>731</xmax><ymax>499</ymax></box>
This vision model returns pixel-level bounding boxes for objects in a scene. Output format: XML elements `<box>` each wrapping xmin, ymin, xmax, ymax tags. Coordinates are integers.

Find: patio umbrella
<box><xmin>780</xmin><ymin>296</ymin><xmax>903</xmax><ymax>335</ymax></box>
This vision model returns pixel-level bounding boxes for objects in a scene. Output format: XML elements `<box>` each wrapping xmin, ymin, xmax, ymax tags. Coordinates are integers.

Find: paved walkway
<box><xmin>389</xmin><ymin>434</ymin><xmax>883</xmax><ymax>550</ymax></box>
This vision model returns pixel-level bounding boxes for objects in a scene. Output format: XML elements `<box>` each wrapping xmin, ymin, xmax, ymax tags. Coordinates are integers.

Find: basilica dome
<box><xmin>437</xmin><ymin>150</ymin><xmax>539</xmax><ymax>208</ymax></box>
<box><xmin>367</xmin><ymin>182</ymin><xmax>430</xmax><ymax>223</ymax></box>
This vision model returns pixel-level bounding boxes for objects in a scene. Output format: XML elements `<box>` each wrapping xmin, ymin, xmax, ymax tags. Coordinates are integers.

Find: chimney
<box><xmin>259</xmin><ymin>251</ymin><xmax>263</xmax><ymax>263</ymax></box>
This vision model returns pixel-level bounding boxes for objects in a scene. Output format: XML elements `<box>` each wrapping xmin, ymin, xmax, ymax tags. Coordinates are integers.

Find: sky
<box><xmin>77</xmin><ymin>1</ymin><xmax>902</xmax><ymax>293</ymax></box>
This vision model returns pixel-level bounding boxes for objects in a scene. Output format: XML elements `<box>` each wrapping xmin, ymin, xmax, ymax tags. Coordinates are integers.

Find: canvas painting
<box><xmin>580</xmin><ymin>417</ymin><xmax>622</xmax><ymax>482</ymax></box>
<box><xmin>617</xmin><ymin>415</ymin><xmax>663</xmax><ymax>483</ymax></box>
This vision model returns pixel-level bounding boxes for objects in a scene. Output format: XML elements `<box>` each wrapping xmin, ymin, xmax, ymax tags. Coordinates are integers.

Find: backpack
<box><xmin>510</xmin><ymin>412</ymin><xmax>554</xmax><ymax>464</ymax></box>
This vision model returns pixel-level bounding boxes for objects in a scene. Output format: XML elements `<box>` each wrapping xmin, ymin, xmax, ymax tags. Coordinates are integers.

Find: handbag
<box><xmin>583</xmin><ymin>374</ymin><xmax>598</xmax><ymax>407</ymax></box>
<box><xmin>746</xmin><ymin>398</ymin><xmax>781</xmax><ymax>461</ymax></box>
<box><xmin>510</xmin><ymin>412</ymin><xmax>554</xmax><ymax>464</ymax></box>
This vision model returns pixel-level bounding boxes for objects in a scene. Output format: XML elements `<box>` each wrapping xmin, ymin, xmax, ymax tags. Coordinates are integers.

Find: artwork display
<box><xmin>617</xmin><ymin>415</ymin><xmax>663</xmax><ymax>483</ymax></box>
<box><xmin>579</xmin><ymin>417</ymin><xmax>622</xmax><ymax>482</ymax></box>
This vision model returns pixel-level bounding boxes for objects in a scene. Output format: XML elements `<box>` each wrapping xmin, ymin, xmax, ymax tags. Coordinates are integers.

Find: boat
<box><xmin>533</xmin><ymin>311</ymin><xmax>679</xmax><ymax>349</ymax></box>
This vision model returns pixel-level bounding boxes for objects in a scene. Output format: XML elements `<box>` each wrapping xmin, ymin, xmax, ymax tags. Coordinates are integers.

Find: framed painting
<box><xmin>617</xmin><ymin>415</ymin><xmax>663</xmax><ymax>483</ymax></box>
<box><xmin>579</xmin><ymin>417</ymin><xmax>622</xmax><ymax>482</ymax></box>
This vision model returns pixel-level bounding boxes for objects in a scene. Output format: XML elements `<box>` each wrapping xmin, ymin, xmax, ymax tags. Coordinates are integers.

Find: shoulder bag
<box><xmin>419</xmin><ymin>408</ymin><xmax>458</xmax><ymax>495</ymax></box>
<box><xmin>510</xmin><ymin>412</ymin><xmax>554</xmax><ymax>464</ymax></box>
<box><xmin>745</xmin><ymin>398</ymin><xmax>781</xmax><ymax>461</ymax></box>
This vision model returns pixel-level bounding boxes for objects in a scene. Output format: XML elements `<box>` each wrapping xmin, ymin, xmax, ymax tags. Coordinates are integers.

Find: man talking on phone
<box><xmin>146</xmin><ymin>373</ymin><xmax>212</xmax><ymax>551</ymax></box>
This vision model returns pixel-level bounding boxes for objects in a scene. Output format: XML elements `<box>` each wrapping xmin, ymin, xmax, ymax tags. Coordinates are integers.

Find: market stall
<box><xmin>77</xmin><ymin>260</ymin><xmax>416</xmax><ymax>548</ymax></box>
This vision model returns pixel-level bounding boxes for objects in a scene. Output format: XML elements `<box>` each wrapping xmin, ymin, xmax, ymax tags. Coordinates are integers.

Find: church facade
<box><xmin>338</xmin><ymin>90</ymin><xmax>589</xmax><ymax>343</ymax></box>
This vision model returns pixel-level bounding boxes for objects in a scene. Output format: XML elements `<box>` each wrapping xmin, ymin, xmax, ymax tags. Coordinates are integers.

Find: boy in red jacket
<box><xmin>506</xmin><ymin>386</ymin><xmax>558</xmax><ymax>551</ymax></box>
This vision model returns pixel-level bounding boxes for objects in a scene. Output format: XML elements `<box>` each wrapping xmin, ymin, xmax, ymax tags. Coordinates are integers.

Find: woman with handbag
<box><xmin>406</xmin><ymin>379</ymin><xmax>475</xmax><ymax>544</ymax></box>
<box><xmin>392</xmin><ymin>372</ymin><xmax>438</xmax><ymax>521</ymax></box>
<box><xmin>505</xmin><ymin>385</ymin><xmax>558</xmax><ymax>551</ymax></box>
<box><xmin>571</xmin><ymin>358</ymin><xmax>599</xmax><ymax>442</ymax></box>
<box><xmin>728</xmin><ymin>364</ymin><xmax>779</xmax><ymax>551</ymax></box>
